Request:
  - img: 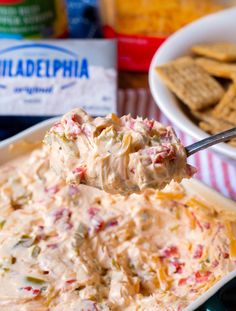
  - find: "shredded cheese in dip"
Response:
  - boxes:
[44,108,195,195]
[0,146,236,310]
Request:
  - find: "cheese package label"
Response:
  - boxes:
[0,39,117,116]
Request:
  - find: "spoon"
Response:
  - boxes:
[185,127,236,157]
[46,107,236,195]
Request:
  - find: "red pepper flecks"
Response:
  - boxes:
[144,119,154,131]
[51,122,64,135]
[53,208,72,227]
[91,215,105,233]
[195,271,211,283]
[160,246,179,258]
[20,286,41,296]
[71,114,82,124]
[32,289,41,295]
[87,207,100,217]
[21,286,32,291]
[130,167,135,174]
[43,271,49,275]
[72,166,87,180]
[212,260,219,268]
[106,219,118,228]
[193,245,204,259]
[171,260,185,274]
[144,145,176,164]
[87,207,104,233]
[223,252,229,259]
[65,279,76,285]
[204,222,211,230]
[47,243,58,249]
[178,278,187,286]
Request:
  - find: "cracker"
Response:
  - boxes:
[231,73,236,86]
[196,57,236,79]
[192,43,236,61]
[199,118,236,147]
[229,139,236,147]
[191,109,214,122]
[196,108,234,132]
[156,57,224,110]
[191,98,236,147]
[199,119,234,134]
[213,84,236,125]
[193,106,233,132]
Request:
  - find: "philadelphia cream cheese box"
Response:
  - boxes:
[0,39,117,116]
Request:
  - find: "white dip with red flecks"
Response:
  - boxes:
[0,146,236,310]
[45,108,195,195]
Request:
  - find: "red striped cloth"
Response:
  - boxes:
[118,89,236,201]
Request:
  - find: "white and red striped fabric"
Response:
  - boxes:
[118,89,236,201]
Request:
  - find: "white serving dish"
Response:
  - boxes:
[0,118,236,310]
[149,7,236,163]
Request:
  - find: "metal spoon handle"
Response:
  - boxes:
[185,127,236,157]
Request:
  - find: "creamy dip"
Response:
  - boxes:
[45,108,195,195]
[0,147,236,310]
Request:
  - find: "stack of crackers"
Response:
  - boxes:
[156,43,236,147]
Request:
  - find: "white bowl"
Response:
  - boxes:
[149,7,236,163]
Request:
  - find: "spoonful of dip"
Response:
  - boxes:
[44,108,195,195]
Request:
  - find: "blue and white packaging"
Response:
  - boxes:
[66,0,102,38]
[0,39,117,116]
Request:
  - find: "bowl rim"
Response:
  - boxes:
[149,7,236,161]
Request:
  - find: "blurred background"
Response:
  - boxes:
[1,0,236,139]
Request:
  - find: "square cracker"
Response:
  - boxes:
[213,84,236,126]
[199,116,234,134]
[192,43,236,61]
[191,108,216,122]
[196,57,236,79]
[229,140,236,147]
[156,57,224,110]
[199,120,236,147]
[196,109,236,146]
[192,108,234,132]
[231,72,236,86]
